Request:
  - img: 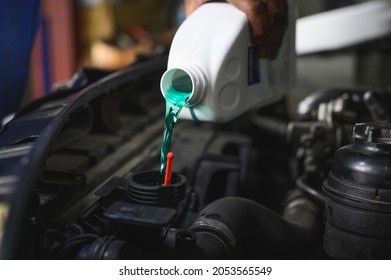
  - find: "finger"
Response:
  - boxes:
[228,0,268,45]
[258,0,288,59]
[270,0,288,18]
[260,19,287,59]
[262,24,286,59]
[228,0,287,56]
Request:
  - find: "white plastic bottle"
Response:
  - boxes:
[160,1,296,122]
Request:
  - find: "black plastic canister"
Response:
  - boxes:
[323,123,391,259]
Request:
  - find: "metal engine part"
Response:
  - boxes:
[0,54,390,260]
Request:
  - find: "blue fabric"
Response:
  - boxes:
[0,0,41,122]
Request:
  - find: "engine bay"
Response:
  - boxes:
[0,54,390,259]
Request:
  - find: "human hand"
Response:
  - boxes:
[184,0,288,60]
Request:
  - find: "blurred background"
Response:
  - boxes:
[2,0,390,120]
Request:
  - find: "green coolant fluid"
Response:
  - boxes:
[160,75,192,175]
[160,2,295,123]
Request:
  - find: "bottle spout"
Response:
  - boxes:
[160,64,206,107]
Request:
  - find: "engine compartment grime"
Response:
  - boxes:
[0,55,390,260]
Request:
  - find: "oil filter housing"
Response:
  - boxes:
[323,123,391,259]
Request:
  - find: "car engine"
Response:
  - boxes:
[0,54,390,259]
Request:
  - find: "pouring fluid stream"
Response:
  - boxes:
[160,75,192,177]
[159,1,295,184]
